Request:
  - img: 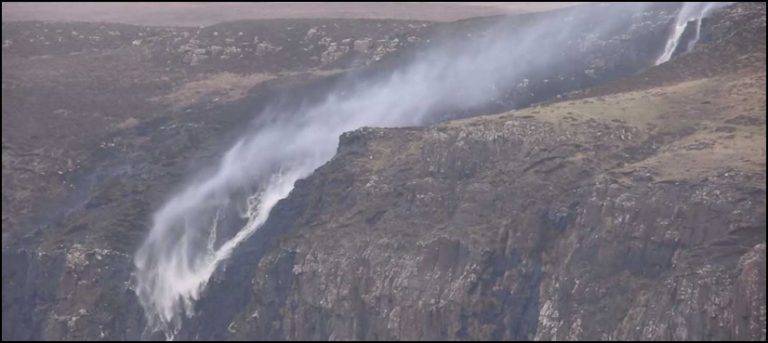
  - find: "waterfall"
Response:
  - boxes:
[655,2,725,65]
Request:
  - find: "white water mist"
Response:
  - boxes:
[133,3,672,339]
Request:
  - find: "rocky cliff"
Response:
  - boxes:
[2,2,766,341]
[186,3,767,340]
[212,71,765,340]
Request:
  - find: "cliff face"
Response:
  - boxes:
[2,2,766,341]
[202,72,766,341]
[188,4,766,340]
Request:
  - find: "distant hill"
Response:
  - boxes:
[1,2,579,26]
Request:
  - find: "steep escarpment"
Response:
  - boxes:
[209,69,766,341]
[187,4,767,340]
